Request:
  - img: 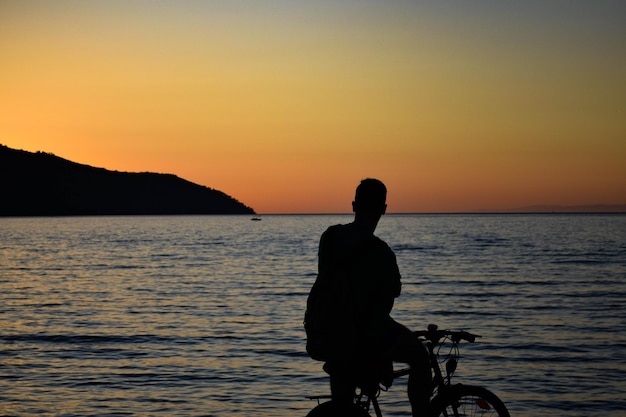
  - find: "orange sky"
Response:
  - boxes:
[1,1,625,213]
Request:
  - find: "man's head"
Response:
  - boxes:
[352,178,387,216]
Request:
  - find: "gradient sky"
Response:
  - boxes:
[1,1,625,213]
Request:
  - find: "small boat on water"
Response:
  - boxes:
[251,217,262,221]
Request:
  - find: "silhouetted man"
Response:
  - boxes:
[307,178,432,416]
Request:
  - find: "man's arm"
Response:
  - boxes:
[389,251,402,298]
[317,226,336,277]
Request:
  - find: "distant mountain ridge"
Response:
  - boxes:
[0,145,255,216]
[506,204,626,213]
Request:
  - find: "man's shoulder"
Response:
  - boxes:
[321,224,345,241]
[323,224,395,256]
[370,235,394,254]
[326,223,345,232]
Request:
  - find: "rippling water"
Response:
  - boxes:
[1,214,625,416]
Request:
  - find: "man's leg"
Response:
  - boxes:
[389,321,432,417]
[325,361,356,405]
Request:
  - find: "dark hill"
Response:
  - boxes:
[0,145,255,216]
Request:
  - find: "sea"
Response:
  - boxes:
[1,214,625,417]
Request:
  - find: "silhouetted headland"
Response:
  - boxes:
[0,145,255,216]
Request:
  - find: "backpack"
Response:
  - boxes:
[304,230,376,362]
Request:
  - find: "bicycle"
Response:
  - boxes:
[306,324,510,417]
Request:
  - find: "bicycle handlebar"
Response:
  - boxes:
[413,324,481,344]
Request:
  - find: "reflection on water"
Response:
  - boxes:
[1,214,625,416]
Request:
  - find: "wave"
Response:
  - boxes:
[0,333,247,345]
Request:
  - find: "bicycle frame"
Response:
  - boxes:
[365,324,476,417]
[307,324,489,417]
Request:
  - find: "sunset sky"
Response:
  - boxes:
[1,1,624,213]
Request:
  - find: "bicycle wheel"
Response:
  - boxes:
[306,400,370,417]
[430,385,510,417]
